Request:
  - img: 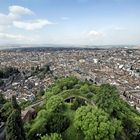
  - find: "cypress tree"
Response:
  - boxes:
[11,95,21,112]
[6,96,26,140]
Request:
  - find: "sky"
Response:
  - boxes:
[0,0,140,46]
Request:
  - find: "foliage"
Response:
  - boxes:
[46,95,64,113]
[0,67,19,78]
[80,84,90,94]
[20,101,32,109]
[6,109,26,140]
[115,100,140,139]
[86,92,94,98]
[27,109,48,139]
[27,111,69,139]
[0,79,4,86]
[45,113,70,133]
[74,106,122,140]
[11,95,21,112]
[25,77,140,140]
[27,117,47,140]
[95,84,120,115]
[41,133,62,140]
[71,98,86,110]
[31,64,51,78]
[95,84,140,139]
[0,102,12,121]
[46,77,79,94]
[0,93,6,106]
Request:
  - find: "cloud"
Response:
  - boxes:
[0,5,53,31]
[9,5,34,17]
[13,19,53,30]
[0,32,38,43]
[0,25,11,31]
[0,13,12,25]
[88,30,103,38]
[0,13,14,31]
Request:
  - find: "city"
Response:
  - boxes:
[0,47,140,112]
[0,0,140,140]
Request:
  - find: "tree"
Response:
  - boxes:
[74,106,122,140]
[80,84,89,94]
[95,84,120,116]
[0,102,12,121]
[11,95,21,112]
[0,93,6,106]
[0,79,4,86]
[46,95,64,113]
[6,109,26,140]
[0,67,19,78]
[94,84,140,139]
[6,96,26,140]
[27,117,47,140]
[45,113,70,133]
[71,98,85,110]
[41,133,62,140]
[43,64,51,73]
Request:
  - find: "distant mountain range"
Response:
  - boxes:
[0,44,137,50]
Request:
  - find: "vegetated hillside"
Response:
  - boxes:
[25,77,140,140]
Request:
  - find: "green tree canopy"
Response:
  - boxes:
[74,106,122,140]
[11,95,21,112]
[46,95,64,113]
[95,84,120,115]
[45,113,70,133]
[0,102,12,121]
[6,109,26,140]
[41,133,62,140]
[0,93,6,106]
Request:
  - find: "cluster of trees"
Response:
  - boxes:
[44,77,140,140]
[0,79,4,86]
[5,96,25,140]
[0,67,19,79]
[0,93,11,121]
[0,67,19,87]
[0,77,140,140]
[95,84,140,139]
[27,95,70,140]
[71,98,86,110]
[31,64,52,79]
[0,94,26,140]
[0,93,6,106]
[74,106,122,140]
[41,133,62,140]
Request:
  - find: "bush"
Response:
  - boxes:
[46,113,70,133]
[71,100,79,110]
[71,98,86,110]
[46,96,64,113]
[86,92,94,98]
[41,133,62,140]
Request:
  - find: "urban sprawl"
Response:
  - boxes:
[0,47,140,112]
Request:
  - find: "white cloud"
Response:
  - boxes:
[0,5,54,45]
[9,5,34,17]
[0,13,15,26]
[0,32,38,43]
[13,19,53,30]
[88,30,103,37]
[0,25,11,31]
[0,5,53,31]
